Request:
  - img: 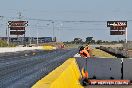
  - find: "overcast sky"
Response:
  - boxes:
[0,0,132,41]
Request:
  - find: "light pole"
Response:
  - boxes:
[125,27,127,44]
[57,23,63,42]
[6,23,10,46]
[28,26,32,46]
[37,28,38,45]
[52,21,55,41]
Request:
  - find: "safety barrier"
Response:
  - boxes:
[32,58,83,88]
[42,46,56,50]
[0,46,42,53]
[0,46,57,53]
[76,57,132,80]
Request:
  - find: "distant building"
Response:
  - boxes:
[0,37,53,45]
[0,37,7,41]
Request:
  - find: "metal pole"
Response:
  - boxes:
[57,28,60,42]
[58,23,63,42]
[6,25,8,43]
[58,28,60,42]
[52,21,55,41]
[125,27,128,56]
[23,27,26,46]
[7,25,10,46]
[125,27,127,44]
[121,58,124,79]
[29,27,31,45]
[37,28,38,45]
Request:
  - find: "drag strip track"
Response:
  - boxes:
[0,50,52,62]
[0,49,78,88]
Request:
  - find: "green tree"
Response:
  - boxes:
[96,40,102,44]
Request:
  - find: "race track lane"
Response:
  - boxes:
[0,49,78,88]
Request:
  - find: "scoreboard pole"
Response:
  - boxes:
[125,27,128,56]
[125,27,128,44]
[7,24,10,46]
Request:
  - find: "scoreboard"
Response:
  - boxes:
[107,21,127,35]
[8,21,28,35]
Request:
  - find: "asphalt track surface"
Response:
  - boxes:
[1,49,132,88]
[0,49,78,88]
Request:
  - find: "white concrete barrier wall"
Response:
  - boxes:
[0,46,42,53]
